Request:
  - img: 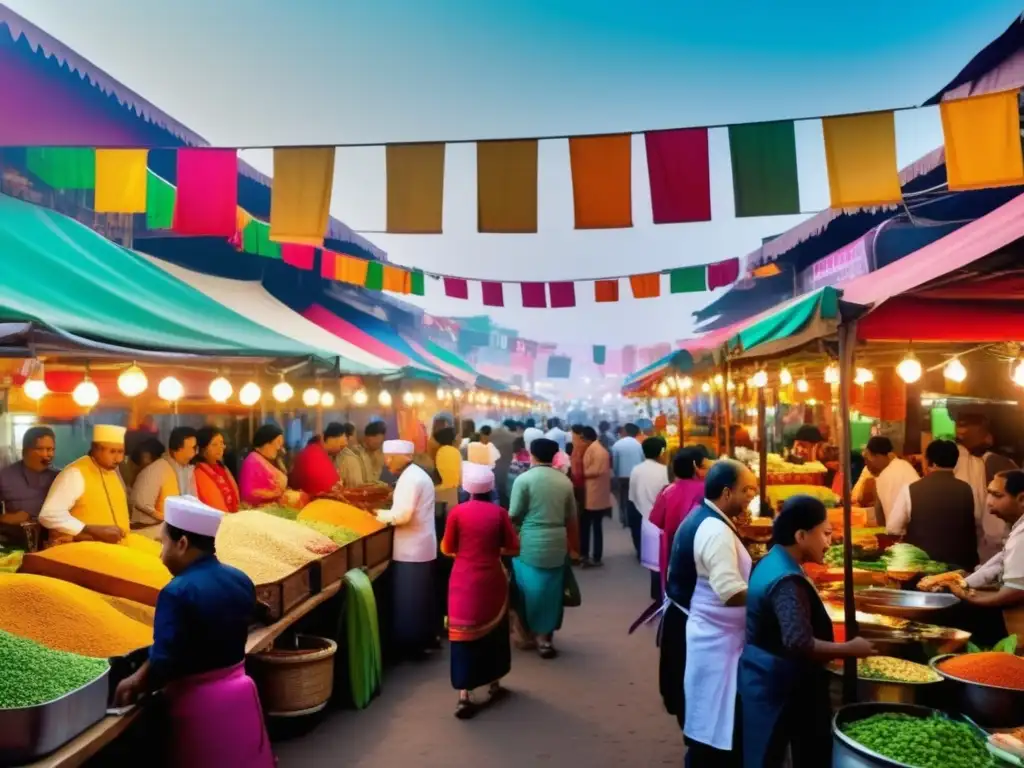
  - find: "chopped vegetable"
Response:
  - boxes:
[0,574,152,657]
[939,651,1024,689]
[853,656,940,684]
[842,713,995,767]
[0,630,109,709]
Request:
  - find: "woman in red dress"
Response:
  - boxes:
[193,426,240,514]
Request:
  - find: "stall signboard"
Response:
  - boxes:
[799,231,873,293]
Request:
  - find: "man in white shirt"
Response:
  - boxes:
[544,418,568,453]
[628,437,669,556]
[376,439,438,658]
[612,423,645,527]
[862,436,919,526]
[130,426,198,530]
[523,420,545,452]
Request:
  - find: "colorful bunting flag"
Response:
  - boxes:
[386,143,446,233]
[145,171,175,230]
[410,270,426,297]
[728,121,800,217]
[521,282,547,308]
[941,90,1024,191]
[569,134,632,229]
[336,254,370,285]
[707,258,740,289]
[173,148,237,236]
[94,149,148,213]
[26,147,96,189]
[364,261,385,291]
[752,263,782,278]
[670,266,705,293]
[630,273,661,299]
[477,140,539,233]
[645,128,711,223]
[270,147,335,245]
[242,219,281,259]
[235,207,254,237]
[549,282,577,308]
[481,281,505,307]
[822,112,901,208]
[593,345,607,365]
[594,279,619,303]
[444,277,469,299]
[383,264,411,294]
[321,250,338,279]
[281,244,315,271]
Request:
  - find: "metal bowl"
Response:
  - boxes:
[827,665,943,707]
[833,702,943,767]
[930,653,1024,728]
[854,588,959,620]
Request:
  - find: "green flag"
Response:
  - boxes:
[410,270,426,296]
[670,266,706,293]
[728,121,800,217]
[593,345,607,365]
[364,261,384,291]
[145,171,175,229]
[27,147,96,189]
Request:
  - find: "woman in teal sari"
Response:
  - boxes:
[508,438,579,659]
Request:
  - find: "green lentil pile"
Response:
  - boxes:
[0,629,108,709]
[298,519,361,546]
[258,505,300,521]
[841,713,995,768]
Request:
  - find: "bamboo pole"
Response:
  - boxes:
[838,320,860,705]
[723,359,733,457]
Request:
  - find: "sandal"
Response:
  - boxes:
[487,683,510,703]
[455,698,478,720]
[538,643,558,660]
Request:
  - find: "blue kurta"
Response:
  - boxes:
[149,554,255,687]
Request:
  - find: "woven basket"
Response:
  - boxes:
[249,634,338,715]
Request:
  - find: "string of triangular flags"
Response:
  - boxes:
[22,89,1024,238]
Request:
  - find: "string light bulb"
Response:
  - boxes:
[824,364,839,385]
[208,376,233,403]
[680,376,693,390]
[117,364,148,397]
[657,381,670,397]
[379,390,393,407]
[302,387,322,407]
[272,379,294,404]
[239,382,261,407]
[415,392,426,405]
[796,377,809,393]
[779,368,793,386]
[23,378,48,401]
[896,352,923,384]
[752,369,768,388]
[855,368,874,386]
[320,391,336,408]
[402,391,415,406]
[158,376,184,402]
[72,378,99,408]
[452,388,463,400]
[1013,357,1024,388]
[701,381,711,393]
[943,358,967,384]
[714,373,724,387]
[353,388,369,406]
[437,387,447,401]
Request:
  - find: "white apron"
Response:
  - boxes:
[683,542,752,750]
[640,518,661,572]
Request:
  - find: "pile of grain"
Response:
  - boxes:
[32,541,172,591]
[216,510,339,584]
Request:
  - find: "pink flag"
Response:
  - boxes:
[707,258,740,289]
[321,250,337,279]
[549,282,576,308]
[645,128,711,224]
[173,148,237,236]
[282,244,315,270]
[481,281,505,307]
[444,277,469,299]
[521,282,547,308]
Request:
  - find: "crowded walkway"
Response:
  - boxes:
[276,526,682,767]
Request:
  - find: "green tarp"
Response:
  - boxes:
[0,194,340,360]
[419,337,477,376]
[732,287,839,353]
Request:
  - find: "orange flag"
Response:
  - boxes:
[270,147,335,245]
[941,91,1024,191]
[569,135,632,229]
[630,273,661,299]
[822,112,902,208]
[335,254,369,286]
[382,265,412,294]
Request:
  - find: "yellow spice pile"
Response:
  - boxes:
[0,573,153,657]
[33,541,172,590]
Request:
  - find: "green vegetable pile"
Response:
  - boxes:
[298,519,361,546]
[966,634,1018,654]
[0,629,108,709]
[882,544,947,574]
[0,547,24,574]
[842,713,995,768]
[258,505,300,521]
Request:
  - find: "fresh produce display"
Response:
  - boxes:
[217,509,338,568]
[841,712,995,768]
[30,541,172,590]
[965,634,1017,654]
[344,568,381,709]
[0,629,109,709]
[297,519,361,547]
[938,651,1024,689]
[0,546,24,573]
[766,484,840,508]
[884,544,948,575]
[299,500,386,535]
[853,657,941,684]
[0,574,152,657]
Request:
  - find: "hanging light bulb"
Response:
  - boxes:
[796,377,809,393]
[726,379,735,391]
[490,395,500,405]
[72,378,100,408]
[415,392,425,405]
[807,398,818,406]
[272,379,294,403]
[714,373,724,387]
[779,368,793,386]
[1012,356,1024,388]
[680,376,693,390]
[158,376,184,402]
[437,387,447,401]
[855,367,874,386]
[320,391,336,408]
[701,381,711,393]
[23,378,48,401]
[943,358,967,384]
[657,381,670,397]
[823,364,839,384]
[896,352,922,384]
[452,388,463,400]
[752,369,768,388]
[208,376,233,403]
[302,387,322,407]
[117,364,148,397]
[402,391,415,406]
[379,389,393,407]
[353,388,369,406]
[239,382,262,407]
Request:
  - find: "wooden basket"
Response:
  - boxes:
[248,634,337,716]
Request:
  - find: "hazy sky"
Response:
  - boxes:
[5,0,1021,346]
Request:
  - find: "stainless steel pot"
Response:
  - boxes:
[930,653,1024,729]
[854,589,960,621]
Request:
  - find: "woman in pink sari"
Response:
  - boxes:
[238,425,291,508]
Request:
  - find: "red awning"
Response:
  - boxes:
[857,298,1024,342]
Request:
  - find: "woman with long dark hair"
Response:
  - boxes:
[193,426,240,514]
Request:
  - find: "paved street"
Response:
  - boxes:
[276,526,683,767]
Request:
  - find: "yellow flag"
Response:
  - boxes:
[942,90,1024,191]
[94,149,148,213]
[336,254,369,286]
[270,147,335,245]
[822,112,901,209]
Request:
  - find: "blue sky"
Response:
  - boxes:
[6,0,1022,346]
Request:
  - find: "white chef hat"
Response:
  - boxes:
[382,439,415,455]
[462,462,495,495]
[164,495,224,538]
[92,424,126,445]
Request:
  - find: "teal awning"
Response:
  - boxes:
[0,194,345,361]
[730,287,840,357]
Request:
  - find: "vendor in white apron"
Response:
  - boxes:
[671,459,757,767]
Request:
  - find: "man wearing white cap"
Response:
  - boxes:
[376,439,438,657]
[115,496,274,767]
[39,424,129,546]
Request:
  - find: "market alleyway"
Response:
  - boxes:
[275,526,684,767]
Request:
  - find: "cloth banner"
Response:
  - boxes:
[707,258,740,289]
[336,254,370,285]
[569,135,632,229]
[94,149,148,213]
[645,128,711,223]
[281,243,315,270]
[549,281,577,308]
[822,112,902,208]
[364,261,384,291]
[477,139,539,233]
[670,266,705,293]
[941,90,1024,191]
[270,146,335,245]
[728,121,800,217]
[26,147,95,189]
[521,282,547,308]
[386,143,446,233]
[547,355,572,379]
[145,171,175,229]
[383,264,411,293]
[444,277,469,299]
[481,281,505,307]
[242,219,281,259]
[410,270,426,296]
[173,148,237,236]
[321,250,337,279]
[594,279,620,303]
[630,273,661,299]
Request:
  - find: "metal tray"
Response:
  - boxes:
[930,653,1024,728]
[0,666,110,764]
[854,588,959,620]
[833,702,945,767]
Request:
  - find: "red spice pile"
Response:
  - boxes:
[939,652,1024,689]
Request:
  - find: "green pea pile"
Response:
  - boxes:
[842,713,995,768]
[297,519,361,547]
[0,629,109,709]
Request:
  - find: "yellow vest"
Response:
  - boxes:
[68,455,130,534]
[153,460,181,522]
